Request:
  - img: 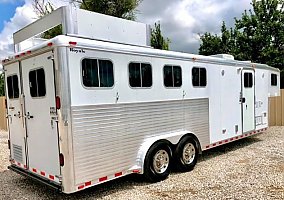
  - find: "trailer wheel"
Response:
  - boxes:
[144,141,172,182]
[175,136,198,172]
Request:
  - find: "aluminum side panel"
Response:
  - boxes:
[71,99,209,184]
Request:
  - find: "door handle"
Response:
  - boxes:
[26,112,34,119]
[14,111,21,118]
[241,98,246,103]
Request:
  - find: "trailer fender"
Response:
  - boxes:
[134,131,199,174]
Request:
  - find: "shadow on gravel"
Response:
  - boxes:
[1,135,263,199]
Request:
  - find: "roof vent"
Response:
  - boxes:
[210,54,234,60]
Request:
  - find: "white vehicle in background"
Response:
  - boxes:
[2,6,280,194]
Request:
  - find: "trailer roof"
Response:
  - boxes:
[2,35,280,72]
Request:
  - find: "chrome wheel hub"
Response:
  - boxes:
[153,150,169,174]
[182,143,196,164]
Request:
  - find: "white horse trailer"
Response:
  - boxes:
[2,6,280,193]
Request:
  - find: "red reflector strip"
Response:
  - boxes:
[78,185,84,190]
[32,168,37,173]
[133,169,140,173]
[49,175,55,180]
[85,181,91,186]
[99,176,107,182]
[40,171,46,176]
[115,172,122,177]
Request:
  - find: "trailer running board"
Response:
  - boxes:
[8,165,62,191]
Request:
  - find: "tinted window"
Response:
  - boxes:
[29,68,46,97]
[192,67,207,87]
[7,75,19,99]
[271,74,277,86]
[244,72,253,88]
[163,65,182,87]
[82,59,114,87]
[129,62,152,87]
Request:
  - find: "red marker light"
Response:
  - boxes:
[27,51,31,54]
[69,41,77,46]
[56,96,61,109]
[47,42,53,47]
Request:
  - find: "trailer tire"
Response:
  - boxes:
[175,136,198,172]
[144,141,172,182]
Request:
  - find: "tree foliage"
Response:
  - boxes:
[199,0,284,85]
[151,22,170,50]
[78,0,142,20]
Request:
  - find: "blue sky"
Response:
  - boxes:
[0,1,24,31]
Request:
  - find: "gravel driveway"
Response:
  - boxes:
[0,127,283,200]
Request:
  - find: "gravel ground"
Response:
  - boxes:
[0,127,283,200]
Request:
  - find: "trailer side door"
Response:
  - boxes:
[5,62,27,168]
[21,51,60,182]
[242,69,255,133]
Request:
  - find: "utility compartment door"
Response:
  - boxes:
[5,62,27,168]
[21,52,60,182]
[242,69,255,133]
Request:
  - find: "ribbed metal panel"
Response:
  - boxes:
[13,144,23,163]
[71,99,209,184]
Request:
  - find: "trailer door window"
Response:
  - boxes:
[29,68,46,97]
[7,75,19,99]
[164,65,182,87]
[129,62,152,87]
[192,67,207,87]
[244,72,253,88]
[271,74,277,86]
[82,59,114,88]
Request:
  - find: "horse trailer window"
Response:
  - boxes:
[271,74,277,86]
[129,62,152,87]
[192,67,207,87]
[82,59,114,88]
[164,65,182,87]
[7,75,19,99]
[29,68,46,97]
[244,72,253,88]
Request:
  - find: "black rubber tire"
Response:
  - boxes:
[144,141,172,182]
[174,136,198,172]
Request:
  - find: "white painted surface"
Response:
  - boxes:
[242,69,255,132]
[5,62,27,166]
[21,52,60,183]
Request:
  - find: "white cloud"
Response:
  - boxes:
[137,0,252,53]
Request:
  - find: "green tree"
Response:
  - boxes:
[151,22,170,50]
[199,0,284,83]
[78,0,142,20]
